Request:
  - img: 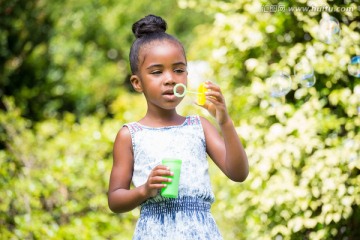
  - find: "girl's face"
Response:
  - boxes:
[131,40,187,111]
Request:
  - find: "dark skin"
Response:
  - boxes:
[108,40,249,213]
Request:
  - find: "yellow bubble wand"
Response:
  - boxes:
[173,83,207,105]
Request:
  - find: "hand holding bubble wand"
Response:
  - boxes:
[174,81,230,125]
[176,60,219,107]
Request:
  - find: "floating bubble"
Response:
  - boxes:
[269,71,292,98]
[294,59,316,88]
[318,16,341,44]
[348,56,360,77]
[173,83,207,105]
[187,61,213,89]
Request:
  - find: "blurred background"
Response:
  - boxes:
[1,0,359,239]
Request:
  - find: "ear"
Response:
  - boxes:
[130,75,143,93]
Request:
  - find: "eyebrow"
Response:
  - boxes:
[146,62,187,69]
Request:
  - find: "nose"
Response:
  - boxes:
[163,71,176,85]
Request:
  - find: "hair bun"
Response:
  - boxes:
[132,14,167,38]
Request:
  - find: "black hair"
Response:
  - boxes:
[129,14,186,74]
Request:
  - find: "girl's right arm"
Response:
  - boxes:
[107,126,172,213]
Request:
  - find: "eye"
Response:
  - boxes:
[150,70,162,75]
[174,68,186,74]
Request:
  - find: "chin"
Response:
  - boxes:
[162,101,182,109]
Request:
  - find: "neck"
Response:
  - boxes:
[140,109,184,127]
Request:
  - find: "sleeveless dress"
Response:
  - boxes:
[124,115,223,240]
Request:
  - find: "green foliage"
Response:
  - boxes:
[181,0,360,239]
[0,0,211,120]
[0,1,211,239]
[0,97,139,239]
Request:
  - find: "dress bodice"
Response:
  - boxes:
[124,115,215,203]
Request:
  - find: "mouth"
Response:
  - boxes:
[162,89,178,102]
[162,89,175,96]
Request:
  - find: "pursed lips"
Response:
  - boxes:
[162,89,175,95]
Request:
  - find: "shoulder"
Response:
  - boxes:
[199,116,222,142]
[112,125,134,166]
[123,122,143,134]
[117,125,132,139]
[114,125,133,150]
[199,116,215,130]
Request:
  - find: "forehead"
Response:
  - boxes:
[139,40,186,66]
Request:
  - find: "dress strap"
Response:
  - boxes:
[124,122,143,135]
[184,115,201,126]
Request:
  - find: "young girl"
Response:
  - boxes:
[108,14,249,240]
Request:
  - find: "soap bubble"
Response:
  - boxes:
[268,71,292,98]
[187,61,213,89]
[348,56,360,77]
[318,16,341,44]
[294,59,316,87]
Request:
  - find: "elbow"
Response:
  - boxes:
[108,201,125,214]
[108,204,117,213]
[228,166,249,183]
[108,194,133,214]
[225,154,249,182]
[108,198,117,213]
[229,173,248,182]
[108,195,122,214]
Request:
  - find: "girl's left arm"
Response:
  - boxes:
[200,81,249,182]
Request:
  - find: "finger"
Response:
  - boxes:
[204,84,223,98]
[194,99,212,112]
[205,96,219,105]
[154,165,170,170]
[148,176,172,187]
[205,92,224,104]
[204,81,221,92]
[152,165,173,175]
[205,91,222,98]
[149,183,168,189]
[151,169,174,178]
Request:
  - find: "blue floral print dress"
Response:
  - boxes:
[124,115,223,240]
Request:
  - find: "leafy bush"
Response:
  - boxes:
[181,0,360,239]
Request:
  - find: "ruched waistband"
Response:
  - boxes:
[140,197,211,216]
